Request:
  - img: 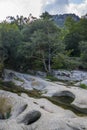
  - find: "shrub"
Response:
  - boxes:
[80,84,87,89]
[46,75,58,81]
[52,53,81,70]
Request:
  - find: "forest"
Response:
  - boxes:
[0,12,87,76]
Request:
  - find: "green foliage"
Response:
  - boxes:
[40,11,52,20]
[64,58,81,70]
[52,53,66,69]
[64,17,87,57]
[64,32,80,56]
[0,23,21,48]
[0,13,87,72]
[46,75,58,81]
[0,63,4,77]
[65,16,76,31]
[77,18,87,41]
[80,84,87,89]
[20,18,64,72]
[0,22,22,69]
[52,53,81,70]
[79,41,87,62]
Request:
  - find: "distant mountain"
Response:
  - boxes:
[52,13,80,27]
[81,14,87,19]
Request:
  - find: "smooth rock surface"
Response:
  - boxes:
[18,110,41,125]
[3,69,87,110]
[0,90,87,130]
[2,69,87,129]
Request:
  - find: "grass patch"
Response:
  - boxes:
[0,97,12,119]
[46,75,58,81]
[80,84,87,89]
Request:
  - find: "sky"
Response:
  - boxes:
[0,0,87,20]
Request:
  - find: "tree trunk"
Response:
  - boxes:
[42,53,48,72]
[48,46,51,74]
[43,59,48,72]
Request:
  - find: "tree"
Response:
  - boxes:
[79,41,87,62]
[0,45,7,77]
[65,16,76,32]
[40,11,52,20]
[77,18,87,41]
[64,32,80,56]
[6,14,37,30]
[64,17,87,57]
[21,19,64,73]
[0,22,22,68]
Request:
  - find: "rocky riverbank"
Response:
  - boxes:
[0,90,87,130]
[0,69,87,130]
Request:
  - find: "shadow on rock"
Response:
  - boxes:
[17,110,41,125]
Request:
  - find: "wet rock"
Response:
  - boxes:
[53,91,75,104]
[53,91,75,99]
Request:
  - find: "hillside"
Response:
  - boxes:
[52,13,80,27]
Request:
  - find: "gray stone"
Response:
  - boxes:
[3,69,47,90]
[1,69,87,130]
[0,90,87,130]
[11,104,28,118]
[75,79,87,86]
[36,71,47,78]
[53,70,87,81]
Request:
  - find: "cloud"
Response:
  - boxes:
[42,0,87,17]
[0,0,42,20]
[42,0,69,14]
[68,0,87,16]
[0,0,87,21]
